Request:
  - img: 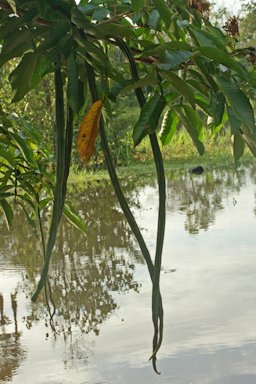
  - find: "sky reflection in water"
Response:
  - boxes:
[0,163,256,383]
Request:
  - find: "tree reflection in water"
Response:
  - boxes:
[0,293,26,382]
[1,180,143,340]
[166,164,256,234]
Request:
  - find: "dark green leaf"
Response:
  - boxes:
[124,77,158,93]
[0,10,38,39]
[96,22,135,38]
[199,47,249,81]
[152,0,172,28]
[174,105,204,155]
[71,7,103,37]
[159,109,179,145]
[240,128,256,157]
[63,204,86,236]
[67,51,84,113]
[194,57,218,92]
[216,76,255,134]
[148,9,160,29]
[162,72,196,107]
[37,21,71,52]
[227,107,241,135]
[0,147,17,167]
[140,41,191,57]
[9,131,35,164]
[92,6,109,21]
[155,50,193,70]
[133,94,166,146]
[131,0,145,13]
[9,53,53,102]
[215,93,225,127]
[0,199,13,230]
[0,29,34,66]
[35,0,70,20]
[76,39,107,67]
[189,26,226,49]
[232,132,245,162]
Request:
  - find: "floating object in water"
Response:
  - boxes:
[189,166,204,175]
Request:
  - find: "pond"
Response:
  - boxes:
[1,163,256,384]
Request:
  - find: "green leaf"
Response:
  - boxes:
[205,25,226,44]
[92,6,110,21]
[124,77,158,93]
[189,26,226,49]
[155,50,193,70]
[216,76,255,134]
[0,29,34,66]
[227,107,241,135]
[63,204,86,236]
[232,132,245,162]
[9,53,52,102]
[0,10,37,39]
[174,104,204,155]
[71,7,103,37]
[148,9,160,29]
[140,41,191,57]
[35,0,67,20]
[207,92,225,127]
[67,51,84,113]
[96,22,135,38]
[194,57,218,92]
[199,47,249,81]
[76,39,107,67]
[152,0,172,28]
[110,76,158,99]
[0,199,13,230]
[159,109,179,145]
[240,128,256,157]
[9,131,36,164]
[131,0,145,13]
[162,71,196,107]
[37,21,71,52]
[0,147,17,167]
[133,94,166,146]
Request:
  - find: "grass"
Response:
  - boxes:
[68,130,256,186]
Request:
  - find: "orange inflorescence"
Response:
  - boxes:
[223,16,240,37]
[188,0,211,17]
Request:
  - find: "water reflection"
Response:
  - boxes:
[0,293,26,382]
[166,163,256,234]
[0,163,256,383]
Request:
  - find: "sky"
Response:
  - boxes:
[212,0,242,14]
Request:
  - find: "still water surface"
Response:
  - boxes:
[1,164,256,383]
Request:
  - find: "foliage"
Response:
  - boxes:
[0,62,55,143]
[240,1,256,48]
[0,107,85,235]
[1,0,256,370]
[0,107,53,227]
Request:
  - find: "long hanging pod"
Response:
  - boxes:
[85,59,164,372]
[32,68,74,302]
[115,37,166,368]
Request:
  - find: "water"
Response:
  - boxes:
[1,163,256,383]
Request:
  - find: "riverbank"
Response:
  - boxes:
[68,149,256,186]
